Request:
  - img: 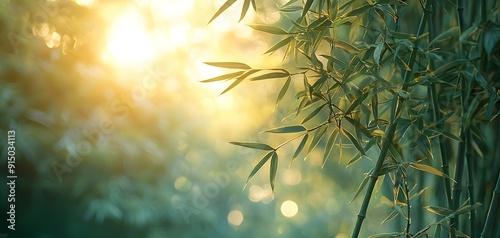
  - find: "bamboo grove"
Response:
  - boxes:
[204,0,500,237]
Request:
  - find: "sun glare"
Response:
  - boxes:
[104,8,156,67]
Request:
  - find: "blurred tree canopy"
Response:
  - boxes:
[0,0,371,237]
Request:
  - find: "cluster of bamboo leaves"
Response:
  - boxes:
[204,0,500,237]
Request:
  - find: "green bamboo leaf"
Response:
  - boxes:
[200,71,244,82]
[424,206,453,216]
[204,61,252,69]
[434,224,442,238]
[343,4,373,17]
[265,36,294,54]
[368,232,402,238]
[230,142,275,150]
[250,0,256,10]
[302,103,327,124]
[220,70,258,94]
[380,210,399,225]
[350,171,371,203]
[320,54,350,69]
[432,59,469,76]
[250,72,290,81]
[323,128,338,167]
[307,124,328,154]
[265,125,306,133]
[240,0,251,22]
[324,36,359,53]
[374,43,384,65]
[208,0,238,24]
[301,0,315,19]
[280,5,303,12]
[441,224,469,237]
[429,26,459,46]
[270,152,278,191]
[341,128,365,155]
[455,202,481,216]
[345,93,367,115]
[394,55,411,71]
[473,70,488,90]
[276,76,291,106]
[248,24,288,35]
[292,134,309,161]
[245,151,274,185]
[410,163,454,181]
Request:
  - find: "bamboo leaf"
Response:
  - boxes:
[245,151,274,185]
[380,211,399,225]
[323,128,338,167]
[341,128,365,155]
[292,134,309,161]
[368,232,401,238]
[455,202,481,216]
[208,0,238,24]
[432,59,469,76]
[345,93,368,115]
[301,0,315,19]
[204,61,251,69]
[350,171,371,203]
[307,124,328,154]
[410,163,454,181]
[374,43,384,65]
[429,26,459,46]
[302,103,327,124]
[250,72,290,81]
[200,71,245,82]
[276,76,291,106]
[248,24,288,35]
[220,70,258,94]
[320,54,350,69]
[265,125,307,133]
[270,152,278,191]
[240,0,251,22]
[324,36,360,53]
[424,205,453,216]
[265,36,294,54]
[230,142,275,150]
[343,4,373,17]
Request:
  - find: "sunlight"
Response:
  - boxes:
[228,210,244,226]
[280,200,298,218]
[104,7,156,67]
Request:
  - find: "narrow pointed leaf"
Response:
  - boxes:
[292,134,309,161]
[204,61,251,69]
[240,0,251,22]
[248,24,288,35]
[345,93,367,115]
[265,36,294,54]
[250,71,289,81]
[341,128,365,155]
[307,124,328,154]
[343,4,373,17]
[276,76,291,106]
[266,125,307,133]
[230,142,275,150]
[201,71,244,82]
[246,151,274,184]
[301,0,315,19]
[410,163,454,181]
[323,128,338,167]
[208,0,238,24]
[302,103,327,123]
[350,172,371,203]
[270,152,278,191]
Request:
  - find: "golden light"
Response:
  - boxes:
[280,200,298,218]
[227,209,244,226]
[104,7,156,67]
[76,0,95,7]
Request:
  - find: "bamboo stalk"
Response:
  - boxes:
[350,1,432,237]
[466,133,477,237]
[428,0,453,210]
[480,171,500,237]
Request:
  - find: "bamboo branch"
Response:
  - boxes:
[480,170,500,237]
[350,1,432,237]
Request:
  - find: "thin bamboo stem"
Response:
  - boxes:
[466,133,476,237]
[480,170,500,237]
[428,0,453,210]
